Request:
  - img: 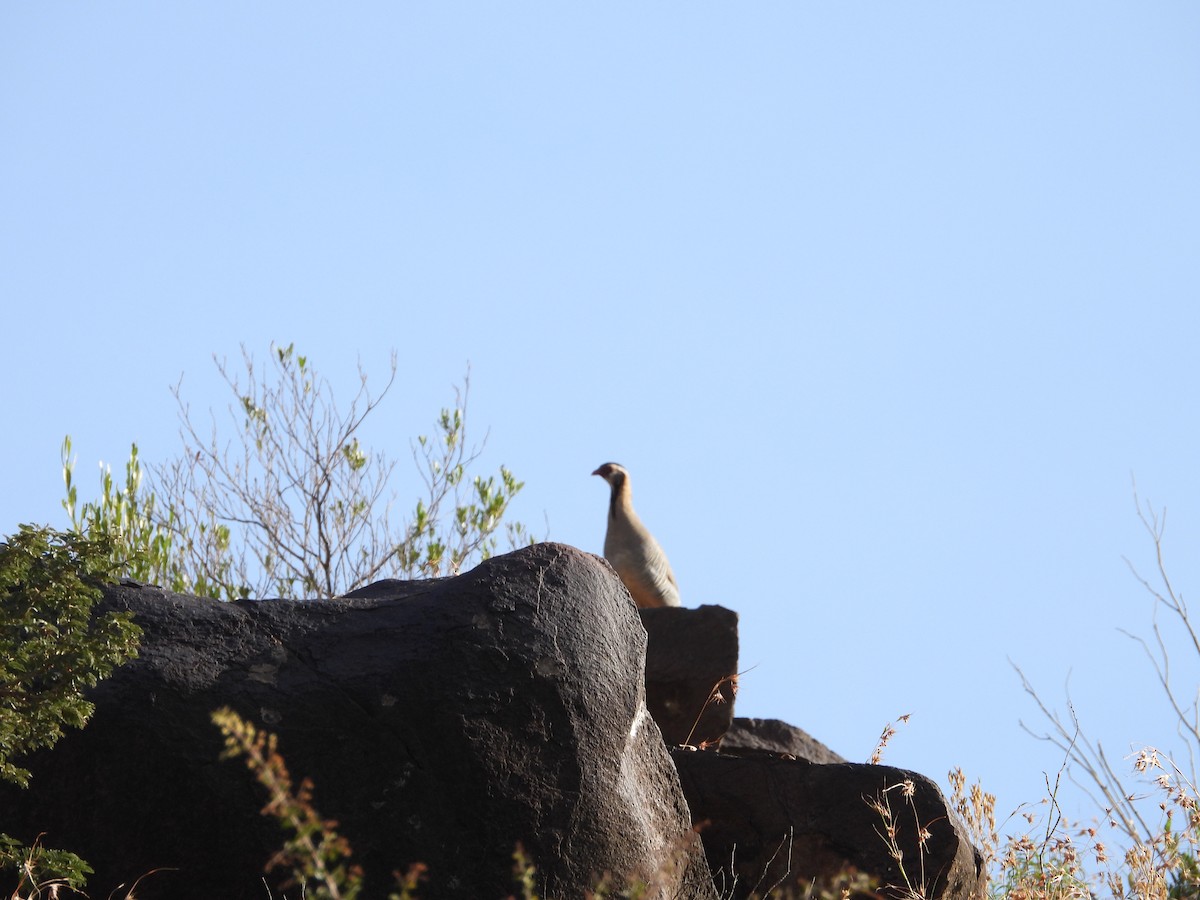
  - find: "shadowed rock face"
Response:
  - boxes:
[720,717,847,764]
[639,604,738,748]
[674,750,986,900]
[635,618,984,900]
[0,543,715,900]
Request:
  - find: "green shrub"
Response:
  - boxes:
[64,344,530,600]
[0,525,142,894]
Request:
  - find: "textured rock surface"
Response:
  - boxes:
[674,750,986,900]
[639,605,738,747]
[0,543,715,900]
[720,717,846,763]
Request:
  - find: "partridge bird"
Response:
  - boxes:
[592,462,681,608]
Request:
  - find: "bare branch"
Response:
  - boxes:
[144,345,525,599]
[1013,480,1200,878]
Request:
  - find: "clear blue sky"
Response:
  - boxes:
[4,2,1199,855]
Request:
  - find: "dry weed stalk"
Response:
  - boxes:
[867,778,936,900]
[869,715,911,766]
[948,767,998,879]
[683,671,742,749]
[1016,490,1200,853]
[756,828,797,898]
[1001,490,1200,899]
[984,752,1117,900]
[211,707,363,900]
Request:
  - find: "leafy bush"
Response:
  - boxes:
[63,343,530,600]
[0,526,141,787]
[0,525,142,895]
[61,436,180,592]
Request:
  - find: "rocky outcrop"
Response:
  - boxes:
[639,604,738,747]
[0,541,986,900]
[720,716,846,764]
[675,750,985,900]
[635,612,983,899]
[0,543,715,900]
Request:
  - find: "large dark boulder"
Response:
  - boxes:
[0,543,715,900]
[674,749,986,900]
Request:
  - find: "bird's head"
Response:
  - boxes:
[591,462,627,487]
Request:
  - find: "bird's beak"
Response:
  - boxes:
[591,467,603,477]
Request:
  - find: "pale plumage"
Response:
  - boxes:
[592,462,681,608]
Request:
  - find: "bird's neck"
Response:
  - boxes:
[608,476,632,521]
